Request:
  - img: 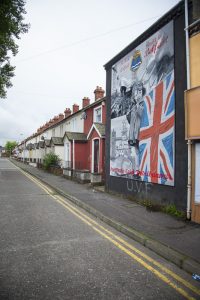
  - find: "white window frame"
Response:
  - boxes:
[72,118,76,131]
[60,124,63,137]
[93,105,102,123]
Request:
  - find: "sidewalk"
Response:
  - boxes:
[11,159,200,275]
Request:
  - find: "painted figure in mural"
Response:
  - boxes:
[111,65,133,118]
[126,81,146,177]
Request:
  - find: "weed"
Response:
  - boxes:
[162,204,185,218]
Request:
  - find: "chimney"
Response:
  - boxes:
[52,116,57,124]
[38,126,44,133]
[49,119,54,126]
[53,115,61,124]
[82,97,90,108]
[58,113,64,121]
[44,122,49,129]
[94,86,105,101]
[55,115,60,123]
[73,103,79,114]
[64,108,71,118]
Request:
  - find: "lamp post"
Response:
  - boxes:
[19,133,24,162]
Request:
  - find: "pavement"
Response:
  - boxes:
[10,158,200,276]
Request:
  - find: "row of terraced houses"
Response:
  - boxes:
[16,86,106,184]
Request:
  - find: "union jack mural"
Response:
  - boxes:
[139,71,175,185]
[110,21,175,186]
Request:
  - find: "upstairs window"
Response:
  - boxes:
[60,124,63,137]
[72,118,76,131]
[94,106,102,123]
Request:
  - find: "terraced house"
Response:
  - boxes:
[104,0,200,223]
[17,86,106,184]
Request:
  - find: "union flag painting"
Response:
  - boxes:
[110,21,175,186]
[139,71,175,185]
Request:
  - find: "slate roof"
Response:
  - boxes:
[44,139,51,147]
[34,143,39,149]
[64,132,87,142]
[94,123,105,137]
[51,137,64,145]
[26,143,34,150]
[39,141,45,148]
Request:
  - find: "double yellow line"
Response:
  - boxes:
[15,165,200,300]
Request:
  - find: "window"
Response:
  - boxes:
[72,118,76,131]
[94,106,102,123]
[52,128,55,137]
[60,124,63,137]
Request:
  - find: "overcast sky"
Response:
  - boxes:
[0,0,181,146]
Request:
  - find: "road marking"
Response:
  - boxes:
[54,197,196,300]
[56,194,200,297]
[17,169,200,297]
[12,163,199,300]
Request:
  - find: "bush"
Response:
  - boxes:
[43,152,61,170]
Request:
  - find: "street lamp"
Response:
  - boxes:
[19,133,24,162]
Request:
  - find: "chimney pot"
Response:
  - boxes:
[58,113,64,121]
[73,103,79,114]
[94,86,105,101]
[82,97,90,108]
[64,108,72,118]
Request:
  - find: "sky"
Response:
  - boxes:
[0,0,181,146]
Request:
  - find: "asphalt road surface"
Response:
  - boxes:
[0,158,200,300]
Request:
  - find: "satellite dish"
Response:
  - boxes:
[81,112,87,120]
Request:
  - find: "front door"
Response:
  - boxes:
[93,139,99,173]
[65,142,70,168]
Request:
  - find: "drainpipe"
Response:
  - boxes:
[73,139,75,170]
[185,0,192,220]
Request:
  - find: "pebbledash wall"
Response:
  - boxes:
[104,1,188,210]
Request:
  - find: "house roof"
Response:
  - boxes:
[33,97,106,141]
[64,132,87,142]
[94,123,105,137]
[39,141,45,148]
[44,139,51,147]
[22,95,106,144]
[34,143,39,149]
[87,123,106,139]
[83,97,106,112]
[26,143,34,150]
[51,137,64,145]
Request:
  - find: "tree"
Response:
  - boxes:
[5,141,18,155]
[0,0,29,98]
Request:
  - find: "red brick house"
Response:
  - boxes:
[63,86,106,183]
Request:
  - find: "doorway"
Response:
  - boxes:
[93,139,99,173]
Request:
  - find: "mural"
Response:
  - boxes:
[110,21,175,186]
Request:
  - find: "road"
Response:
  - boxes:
[0,158,199,300]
